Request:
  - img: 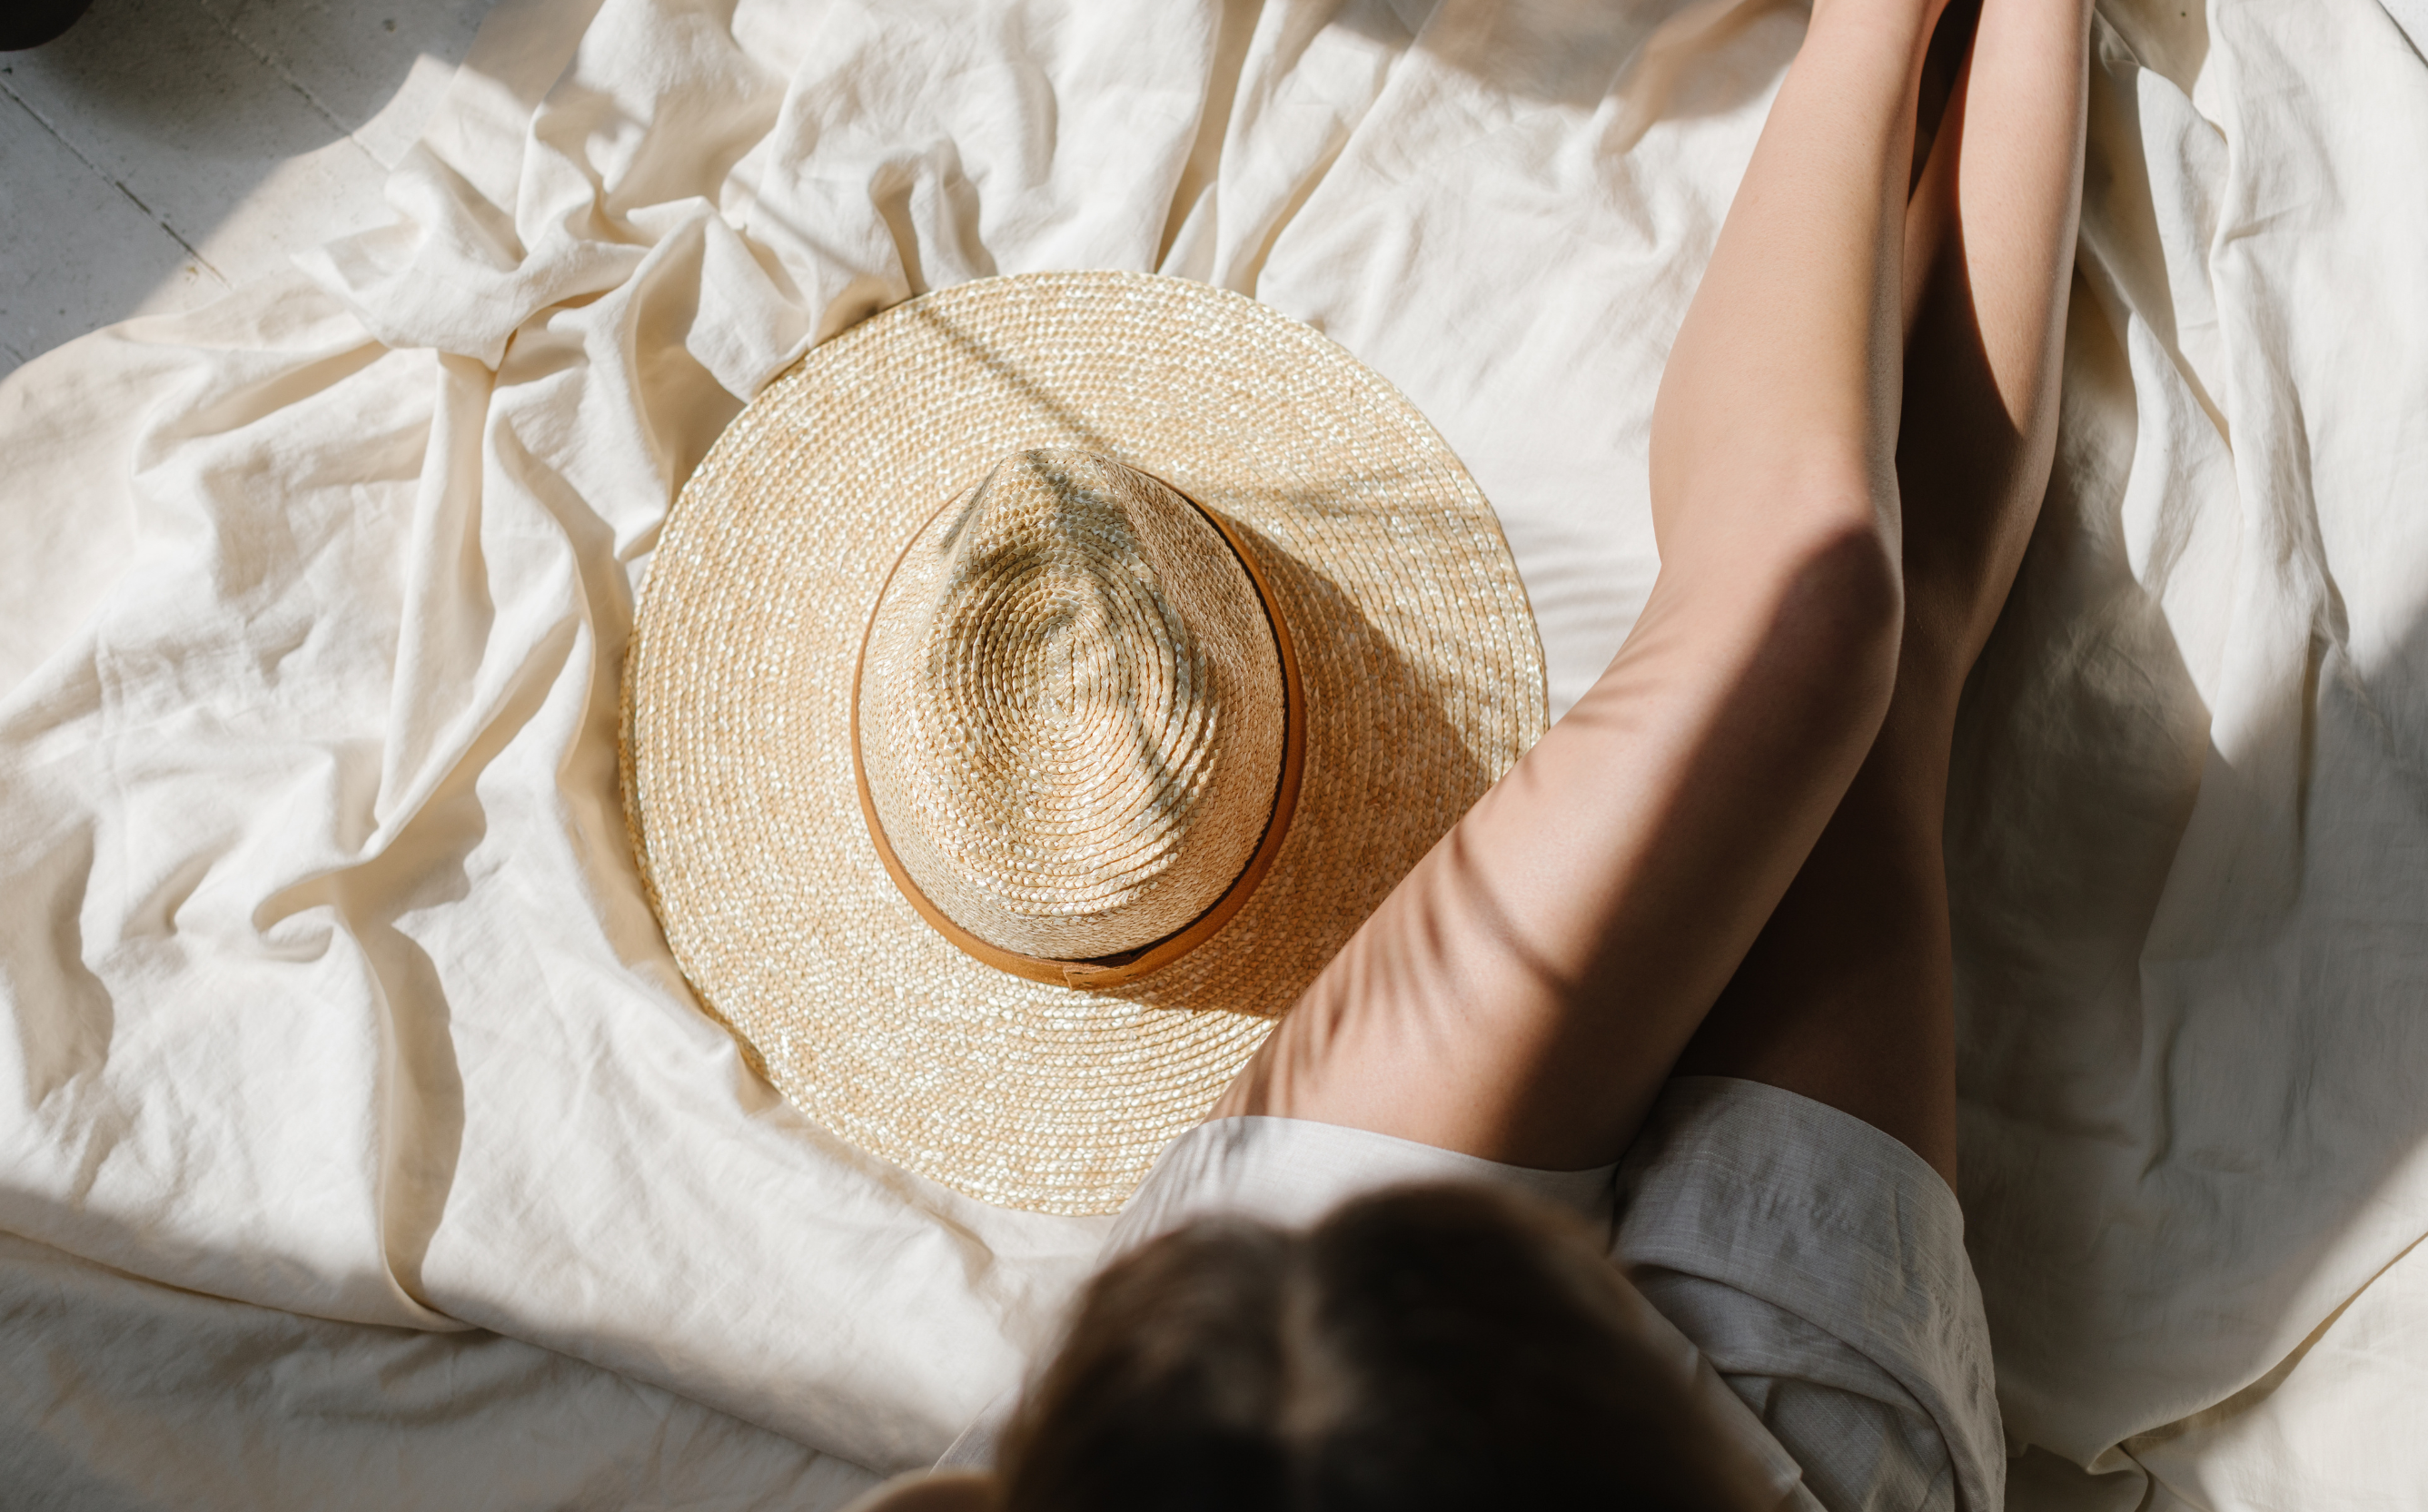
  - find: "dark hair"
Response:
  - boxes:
[997,1182,1767,1511]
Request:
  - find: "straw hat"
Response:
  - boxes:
[622,272,1545,1215]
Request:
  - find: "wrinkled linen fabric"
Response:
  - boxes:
[0,1229,877,1512]
[1616,1079,2001,1512]
[1,0,2424,1507]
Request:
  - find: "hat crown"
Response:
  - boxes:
[857,450,1286,961]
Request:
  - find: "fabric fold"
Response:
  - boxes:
[1617,1078,2003,1512]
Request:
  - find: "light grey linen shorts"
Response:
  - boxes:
[944,1075,2002,1512]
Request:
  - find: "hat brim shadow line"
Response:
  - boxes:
[907,300,1126,459]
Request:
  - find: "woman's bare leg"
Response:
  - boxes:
[1215,0,1950,1170]
[1674,0,2096,1184]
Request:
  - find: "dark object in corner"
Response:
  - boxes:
[2,0,96,51]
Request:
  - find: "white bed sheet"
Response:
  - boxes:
[2,0,2423,1506]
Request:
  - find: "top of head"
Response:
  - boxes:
[857,450,1287,963]
[997,1183,1787,1510]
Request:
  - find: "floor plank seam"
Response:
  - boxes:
[193,0,381,173]
[0,72,226,285]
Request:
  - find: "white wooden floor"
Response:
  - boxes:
[0,0,496,381]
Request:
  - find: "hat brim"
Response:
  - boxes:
[623,272,1546,1214]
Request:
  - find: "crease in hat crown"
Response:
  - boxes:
[856,448,1288,964]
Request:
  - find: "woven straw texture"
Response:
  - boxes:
[859,450,1285,960]
[623,272,1546,1214]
